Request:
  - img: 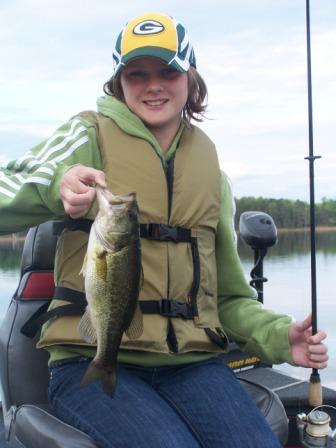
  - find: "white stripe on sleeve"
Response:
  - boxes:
[14,119,84,171]
[0,174,20,191]
[0,186,16,198]
[24,124,87,172]
[24,177,51,186]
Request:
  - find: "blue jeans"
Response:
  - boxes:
[48,356,281,448]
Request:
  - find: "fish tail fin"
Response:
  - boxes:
[80,360,117,397]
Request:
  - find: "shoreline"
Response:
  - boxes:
[0,234,26,242]
[0,226,335,242]
[277,226,336,233]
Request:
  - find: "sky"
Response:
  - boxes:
[0,0,335,201]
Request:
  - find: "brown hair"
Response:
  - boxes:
[103,67,208,126]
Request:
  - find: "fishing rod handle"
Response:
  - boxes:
[309,372,323,407]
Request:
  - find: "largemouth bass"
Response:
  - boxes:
[78,186,143,396]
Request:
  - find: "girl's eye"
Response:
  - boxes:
[125,70,147,79]
[161,68,179,79]
[123,67,180,81]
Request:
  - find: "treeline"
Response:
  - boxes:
[234,197,336,229]
[0,241,24,271]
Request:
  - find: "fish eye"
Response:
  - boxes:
[127,210,137,220]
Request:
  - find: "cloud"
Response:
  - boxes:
[192,21,336,201]
[0,0,335,200]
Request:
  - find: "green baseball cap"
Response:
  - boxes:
[112,12,196,78]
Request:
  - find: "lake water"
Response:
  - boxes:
[0,230,335,390]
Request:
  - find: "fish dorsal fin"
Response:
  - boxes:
[79,253,88,277]
[78,309,97,344]
[125,303,143,340]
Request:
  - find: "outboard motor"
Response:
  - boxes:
[239,211,277,303]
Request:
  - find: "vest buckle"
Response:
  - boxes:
[140,223,192,243]
[154,224,179,242]
[158,299,193,319]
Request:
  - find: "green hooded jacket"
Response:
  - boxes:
[0,96,293,366]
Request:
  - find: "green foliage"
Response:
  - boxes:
[316,197,336,226]
[234,197,336,229]
[0,241,24,271]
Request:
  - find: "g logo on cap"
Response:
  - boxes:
[133,20,165,35]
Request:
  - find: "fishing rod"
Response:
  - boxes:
[304,0,322,408]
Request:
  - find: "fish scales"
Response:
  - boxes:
[89,244,141,362]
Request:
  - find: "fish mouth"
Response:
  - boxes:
[96,186,136,205]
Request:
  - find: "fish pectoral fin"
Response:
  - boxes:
[79,253,88,277]
[96,250,108,281]
[125,303,143,340]
[78,309,97,343]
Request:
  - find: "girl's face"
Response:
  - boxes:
[120,57,188,138]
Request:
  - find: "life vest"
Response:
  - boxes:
[37,112,227,354]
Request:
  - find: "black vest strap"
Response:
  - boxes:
[53,286,87,306]
[189,237,201,317]
[20,285,198,338]
[140,299,195,319]
[204,328,228,350]
[140,224,191,243]
[20,287,87,338]
[21,287,226,351]
[53,219,192,244]
[53,219,93,235]
[166,157,174,218]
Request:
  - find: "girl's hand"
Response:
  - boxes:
[288,314,328,369]
[60,165,106,219]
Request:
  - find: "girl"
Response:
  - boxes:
[0,12,328,448]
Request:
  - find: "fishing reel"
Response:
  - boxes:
[297,406,336,447]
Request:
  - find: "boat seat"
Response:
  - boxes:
[0,221,288,447]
